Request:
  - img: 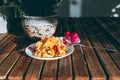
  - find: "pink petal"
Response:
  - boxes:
[71,37,78,43]
[63,37,71,44]
[70,32,79,38]
[64,31,70,37]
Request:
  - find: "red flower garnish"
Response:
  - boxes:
[64,31,70,37]
[70,32,79,43]
[70,32,79,38]
[63,32,80,44]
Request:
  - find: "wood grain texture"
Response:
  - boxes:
[75,18,106,80]
[96,18,120,43]
[91,18,120,71]
[0,37,25,79]
[8,55,32,80]
[0,34,15,51]
[0,18,120,80]
[7,39,33,80]
[81,18,120,80]
[0,33,8,41]
[25,59,44,80]
[72,45,89,80]
[41,60,58,80]
[58,56,73,80]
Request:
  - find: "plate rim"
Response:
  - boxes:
[25,43,74,60]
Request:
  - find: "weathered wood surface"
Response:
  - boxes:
[0,18,120,80]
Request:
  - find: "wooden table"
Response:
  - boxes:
[0,18,120,80]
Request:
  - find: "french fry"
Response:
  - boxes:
[34,36,67,58]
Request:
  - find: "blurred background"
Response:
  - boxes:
[0,0,120,17]
[59,0,120,17]
[0,0,120,34]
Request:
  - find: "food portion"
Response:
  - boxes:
[34,36,67,58]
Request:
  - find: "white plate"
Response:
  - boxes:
[25,43,74,60]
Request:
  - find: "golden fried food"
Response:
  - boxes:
[34,36,67,58]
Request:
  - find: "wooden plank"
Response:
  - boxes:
[0,34,15,51]
[0,49,23,79]
[92,18,120,52]
[8,38,34,80]
[89,18,120,69]
[83,44,106,80]
[75,18,106,80]
[0,41,17,64]
[96,18,120,43]
[0,36,22,63]
[41,60,58,80]
[0,39,25,79]
[25,59,44,80]
[82,19,120,80]
[8,55,32,80]
[58,56,73,80]
[72,45,89,80]
[89,19,120,75]
[0,33,8,41]
[57,18,73,80]
[89,37,120,80]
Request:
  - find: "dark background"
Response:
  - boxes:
[82,0,120,17]
[0,0,120,17]
[59,0,120,17]
[0,0,120,35]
